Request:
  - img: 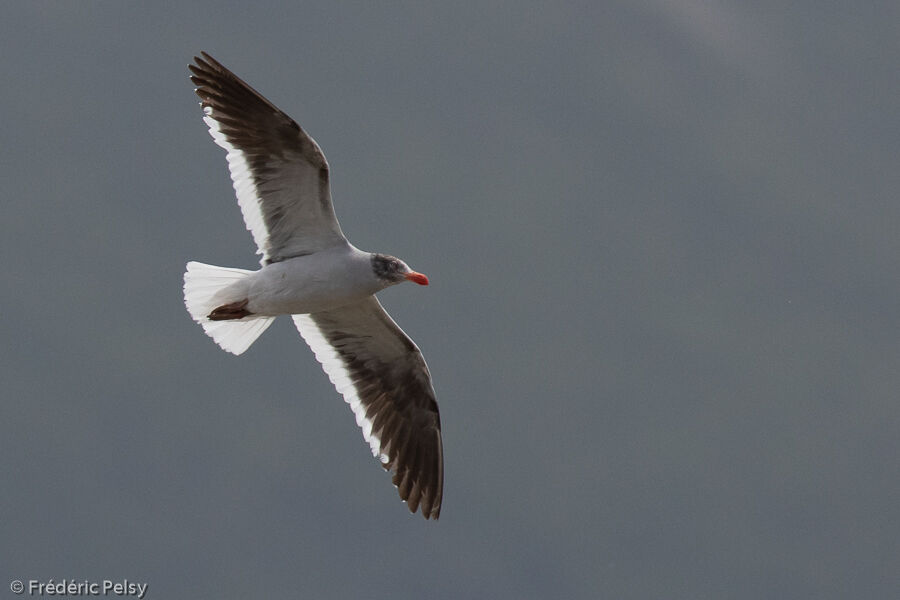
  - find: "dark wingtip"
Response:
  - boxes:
[198,51,223,70]
[423,503,441,520]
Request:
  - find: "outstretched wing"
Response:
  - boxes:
[190,52,346,265]
[293,297,443,519]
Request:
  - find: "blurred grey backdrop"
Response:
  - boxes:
[2,2,898,598]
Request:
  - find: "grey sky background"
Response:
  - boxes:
[2,2,898,598]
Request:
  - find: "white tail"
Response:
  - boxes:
[183,261,274,355]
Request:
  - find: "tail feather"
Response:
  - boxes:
[183,261,274,355]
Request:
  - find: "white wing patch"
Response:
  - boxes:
[292,314,389,464]
[203,106,270,264]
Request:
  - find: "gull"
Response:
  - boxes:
[182,52,443,519]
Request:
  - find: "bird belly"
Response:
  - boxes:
[245,257,375,316]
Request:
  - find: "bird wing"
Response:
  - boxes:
[190,52,346,265]
[293,297,443,519]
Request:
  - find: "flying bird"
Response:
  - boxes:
[182,52,443,519]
